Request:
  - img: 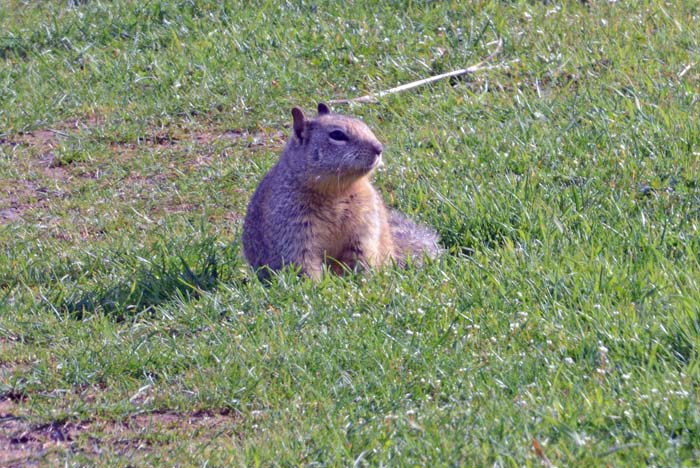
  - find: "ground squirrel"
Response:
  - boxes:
[242,103,441,280]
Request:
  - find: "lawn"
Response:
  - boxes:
[1,0,699,465]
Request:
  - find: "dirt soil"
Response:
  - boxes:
[0,396,239,466]
[0,115,284,223]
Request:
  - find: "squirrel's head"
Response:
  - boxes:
[285,103,384,188]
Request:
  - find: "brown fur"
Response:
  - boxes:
[242,103,440,280]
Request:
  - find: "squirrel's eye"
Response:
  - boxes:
[329,130,349,142]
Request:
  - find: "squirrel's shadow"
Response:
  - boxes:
[63,241,243,321]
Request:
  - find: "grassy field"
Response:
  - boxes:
[1,0,699,465]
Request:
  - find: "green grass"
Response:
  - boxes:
[1,0,699,465]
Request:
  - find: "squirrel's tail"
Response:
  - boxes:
[388,210,443,266]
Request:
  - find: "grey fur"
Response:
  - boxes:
[242,104,441,280]
[388,210,443,266]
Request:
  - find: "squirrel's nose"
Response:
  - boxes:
[371,142,383,155]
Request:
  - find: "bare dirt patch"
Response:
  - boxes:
[1,115,285,223]
[0,407,239,466]
[1,127,82,223]
[0,179,64,222]
[111,127,285,156]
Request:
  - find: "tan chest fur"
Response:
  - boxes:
[304,179,387,261]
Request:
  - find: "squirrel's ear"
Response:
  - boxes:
[291,107,306,141]
[317,102,331,115]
